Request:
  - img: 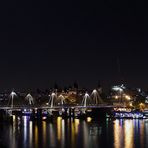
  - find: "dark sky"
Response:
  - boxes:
[0,1,147,91]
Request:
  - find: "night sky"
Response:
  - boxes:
[0,1,147,91]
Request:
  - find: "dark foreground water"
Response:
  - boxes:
[0,116,148,148]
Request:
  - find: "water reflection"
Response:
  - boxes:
[49,122,56,147]
[114,120,134,148]
[42,121,47,147]
[114,120,123,148]
[29,121,33,147]
[113,119,147,148]
[57,117,62,141]
[82,121,88,148]
[124,120,134,148]
[34,123,38,148]
[145,120,148,146]
[61,119,65,148]
[23,116,28,148]
[140,120,144,148]
[0,116,148,148]
[74,119,80,135]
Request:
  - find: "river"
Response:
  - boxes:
[0,116,148,148]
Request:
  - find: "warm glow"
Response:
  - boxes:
[42,121,47,146]
[114,120,122,148]
[74,119,80,134]
[87,117,92,122]
[115,96,119,99]
[139,103,145,110]
[124,120,134,148]
[57,117,62,141]
[71,119,75,146]
[125,95,131,100]
[34,125,38,148]
[140,103,144,106]
[129,102,133,107]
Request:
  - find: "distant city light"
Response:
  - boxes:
[115,96,119,99]
[87,117,92,122]
[125,95,131,100]
[129,102,133,107]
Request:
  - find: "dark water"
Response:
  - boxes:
[0,116,148,148]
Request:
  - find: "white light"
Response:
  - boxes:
[10,91,17,97]
[112,86,123,92]
[115,96,119,99]
[92,89,97,94]
[85,93,89,97]
[51,93,56,97]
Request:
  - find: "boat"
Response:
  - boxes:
[107,108,148,119]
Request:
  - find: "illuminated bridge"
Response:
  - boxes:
[0,90,125,120]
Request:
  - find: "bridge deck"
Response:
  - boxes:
[0,104,126,110]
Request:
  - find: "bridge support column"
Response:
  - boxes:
[71,108,75,118]
[30,109,36,120]
[62,108,68,118]
[69,108,71,117]
[68,108,75,118]
[47,110,53,121]
[37,109,42,120]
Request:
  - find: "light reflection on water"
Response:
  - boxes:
[34,123,38,148]
[124,120,134,148]
[0,116,148,148]
[113,119,148,148]
[29,121,33,147]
